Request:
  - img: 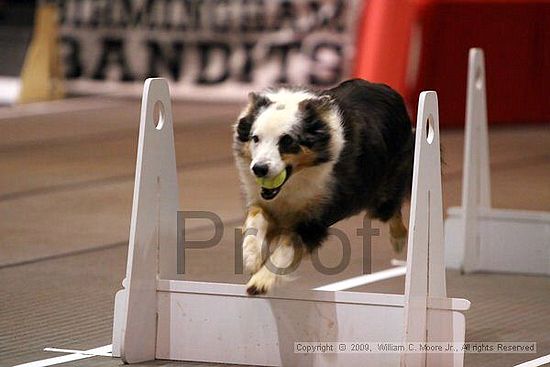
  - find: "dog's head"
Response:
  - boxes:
[233,89,344,201]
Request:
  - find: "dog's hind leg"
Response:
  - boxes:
[246,234,303,295]
[242,206,270,274]
[389,211,408,253]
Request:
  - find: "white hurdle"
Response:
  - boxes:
[112,78,470,366]
[444,48,550,275]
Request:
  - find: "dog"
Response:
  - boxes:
[233,79,414,295]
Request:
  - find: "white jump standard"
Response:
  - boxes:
[112,78,470,366]
[444,48,550,275]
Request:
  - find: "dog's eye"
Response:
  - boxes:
[252,135,259,143]
[278,134,299,153]
[280,134,294,146]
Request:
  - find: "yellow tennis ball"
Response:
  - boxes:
[255,169,287,189]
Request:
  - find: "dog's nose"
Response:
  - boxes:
[252,163,269,178]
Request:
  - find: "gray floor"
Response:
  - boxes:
[0,98,549,367]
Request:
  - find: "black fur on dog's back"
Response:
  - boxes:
[296,79,414,251]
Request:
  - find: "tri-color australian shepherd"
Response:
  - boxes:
[233,79,414,295]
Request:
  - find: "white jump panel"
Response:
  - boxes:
[113,79,470,367]
[446,208,550,274]
[155,281,467,366]
[444,48,550,275]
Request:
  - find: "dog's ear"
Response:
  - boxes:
[297,96,332,159]
[235,93,271,143]
[298,95,334,115]
[236,115,253,143]
[248,92,271,109]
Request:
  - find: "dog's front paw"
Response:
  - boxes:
[242,236,263,274]
[246,267,277,295]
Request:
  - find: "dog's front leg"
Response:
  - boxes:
[246,234,303,295]
[242,206,270,275]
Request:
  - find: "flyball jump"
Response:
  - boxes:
[444,48,550,275]
[112,78,470,366]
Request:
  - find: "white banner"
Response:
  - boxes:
[47,0,363,100]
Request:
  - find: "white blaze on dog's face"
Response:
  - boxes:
[249,90,311,178]
[233,89,344,201]
[248,113,288,180]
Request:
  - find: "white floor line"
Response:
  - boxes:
[313,266,407,292]
[514,354,550,367]
[43,346,112,357]
[11,345,112,367]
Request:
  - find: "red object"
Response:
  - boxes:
[354,0,550,126]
